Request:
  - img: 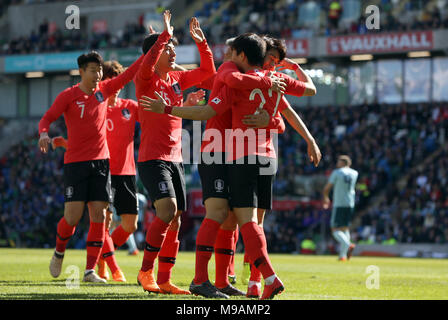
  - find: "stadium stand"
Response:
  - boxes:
[2,0,448,54]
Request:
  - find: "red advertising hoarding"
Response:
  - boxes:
[327,31,433,55]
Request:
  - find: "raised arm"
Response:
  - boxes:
[135,10,173,82]
[177,17,216,89]
[101,54,144,98]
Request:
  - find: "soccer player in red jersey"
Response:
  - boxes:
[134,10,216,295]
[38,49,144,283]
[213,34,320,300]
[236,35,321,298]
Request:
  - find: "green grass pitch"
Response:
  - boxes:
[0,248,447,300]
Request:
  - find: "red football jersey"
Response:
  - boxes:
[106,98,139,175]
[200,61,279,153]
[212,69,305,161]
[38,56,143,164]
[134,30,216,163]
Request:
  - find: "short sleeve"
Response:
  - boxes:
[329,170,338,184]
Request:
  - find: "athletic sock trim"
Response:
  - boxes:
[54,251,64,259]
[102,251,114,259]
[196,245,214,252]
[144,242,160,252]
[253,256,266,268]
[86,241,103,247]
[215,248,234,255]
[159,256,176,264]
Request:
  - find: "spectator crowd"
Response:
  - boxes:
[1,101,447,252]
[2,0,448,55]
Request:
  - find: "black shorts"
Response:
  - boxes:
[331,207,355,228]
[63,159,112,203]
[198,152,229,202]
[137,160,187,211]
[228,156,275,210]
[110,175,138,215]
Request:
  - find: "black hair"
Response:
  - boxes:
[230,33,266,67]
[263,35,287,61]
[77,51,103,69]
[141,33,178,54]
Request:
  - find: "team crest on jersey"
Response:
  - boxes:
[121,108,131,120]
[214,179,225,192]
[95,91,104,102]
[172,82,181,95]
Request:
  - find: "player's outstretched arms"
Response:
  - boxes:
[281,105,321,167]
[38,132,51,154]
[136,10,172,82]
[140,92,216,120]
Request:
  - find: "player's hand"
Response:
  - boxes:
[148,25,156,34]
[140,92,168,114]
[184,89,205,106]
[270,75,286,94]
[163,10,174,37]
[189,17,205,43]
[242,109,270,128]
[38,132,51,154]
[276,57,298,71]
[307,139,322,167]
[322,197,331,210]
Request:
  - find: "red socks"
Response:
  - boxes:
[86,221,106,270]
[157,229,180,285]
[55,217,76,253]
[228,227,239,276]
[249,227,263,282]
[194,218,221,285]
[141,216,169,272]
[111,225,132,248]
[240,222,275,280]
[214,228,234,288]
[101,230,120,273]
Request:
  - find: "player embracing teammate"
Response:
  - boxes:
[141,32,321,299]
